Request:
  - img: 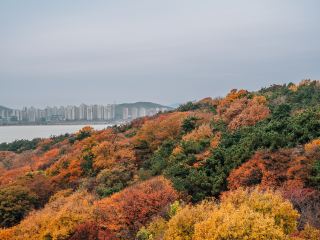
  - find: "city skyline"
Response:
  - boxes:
[0,102,170,124]
[0,102,162,110]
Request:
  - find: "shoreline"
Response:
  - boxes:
[0,124,121,143]
[0,121,127,127]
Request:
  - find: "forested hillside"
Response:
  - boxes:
[1,80,320,239]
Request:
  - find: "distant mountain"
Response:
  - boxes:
[168,103,181,109]
[116,102,171,109]
[115,101,172,119]
[168,100,198,109]
[0,106,11,111]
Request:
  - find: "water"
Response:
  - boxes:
[0,124,111,143]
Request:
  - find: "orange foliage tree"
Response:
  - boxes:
[92,136,136,171]
[215,93,270,130]
[0,151,35,185]
[32,148,60,170]
[304,139,320,153]
[46,134,98,187]
[228,96,270,130]
[133,112,190,151]
[216,89,249,112]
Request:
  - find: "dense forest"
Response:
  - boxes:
[0,80,320,240]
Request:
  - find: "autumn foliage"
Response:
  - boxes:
[163,188,299,240]
[133,112,191,150]
[0,190,95,240]
[95,176,178,239]
[215,93,270,130]
[1,81,320,238]
[227,148,314,190]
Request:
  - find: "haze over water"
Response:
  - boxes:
[0,124,110,143]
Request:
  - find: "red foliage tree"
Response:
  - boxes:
[282,186,320,229]
[15,173,56,207]
[0,151,17,169]
[228,148,313,190]
[68,221,116,240]
[95,176,178,239]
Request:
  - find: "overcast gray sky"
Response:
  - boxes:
[0,0,319,108]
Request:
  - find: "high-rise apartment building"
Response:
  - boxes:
[139,107,147,117]
[123,107,129,120]
[97,105,104,120]
[79,104,87,120]
[92,105,98,120]
[87,105,93,121]
[71,106,79,120]
[131,107,138,120]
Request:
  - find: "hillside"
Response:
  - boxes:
[0,80,320,239]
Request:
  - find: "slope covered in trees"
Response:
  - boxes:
[1,80,320,239]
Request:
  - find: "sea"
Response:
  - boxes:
[0,124,111,143]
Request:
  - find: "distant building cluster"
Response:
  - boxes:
[0,104,115,123]
[0,104,170,125]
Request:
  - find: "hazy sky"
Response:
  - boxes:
[1,0,320,108]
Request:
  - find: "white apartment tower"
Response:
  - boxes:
[79,104,87,120]
[123,107,129,120]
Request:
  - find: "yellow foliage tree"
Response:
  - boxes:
[163,188,299,240]
[0,190,95,240]
[194,204,286,240]
[182,124,213,142]
[193,188,299,240]
[164,201,215,240]
[137,217,168,240]
[288,84,298,92]
[304,139,320,153]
